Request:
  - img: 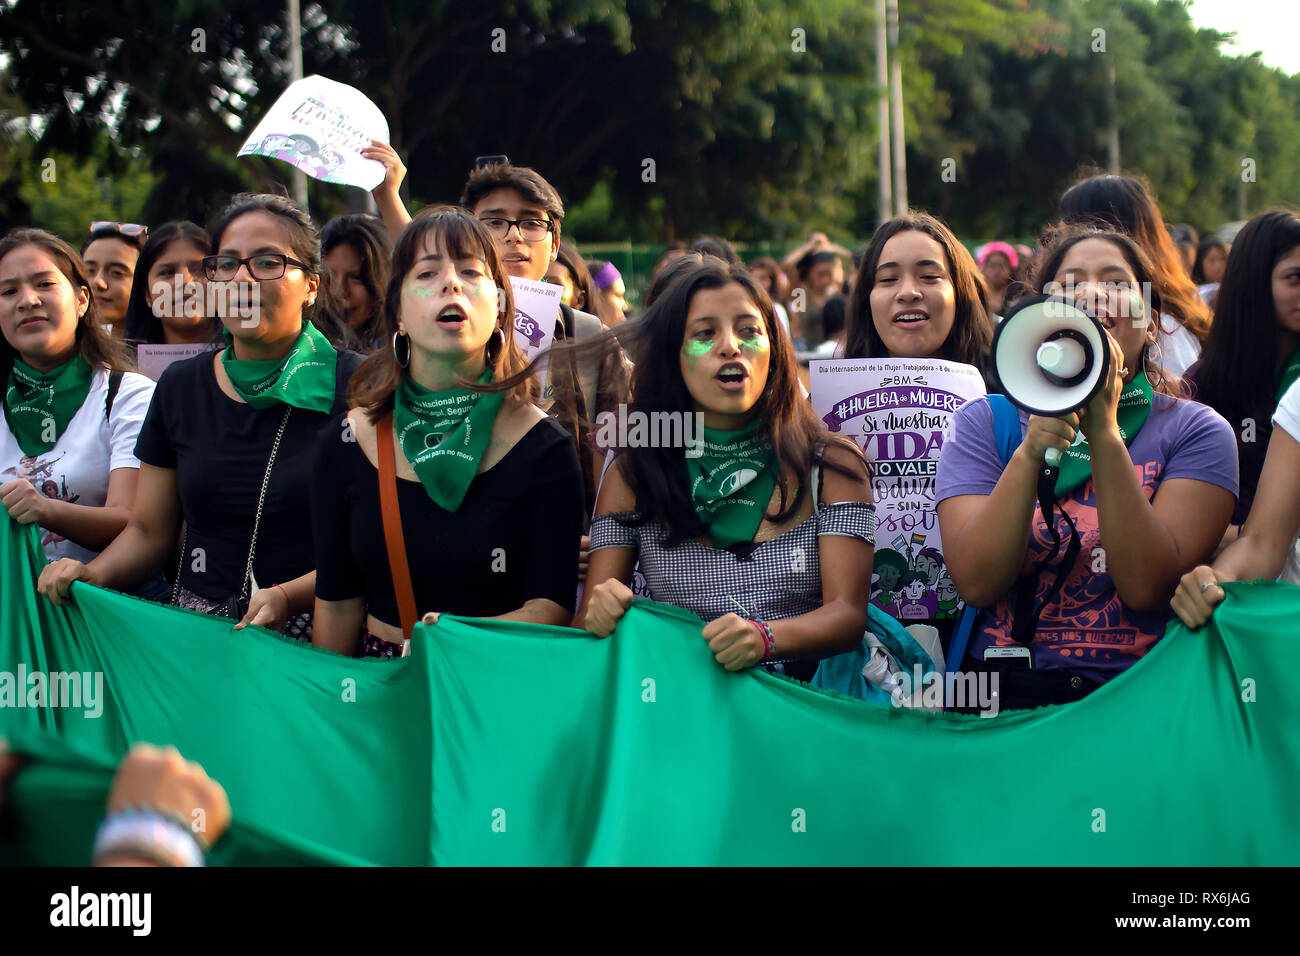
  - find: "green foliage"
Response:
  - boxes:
[0,0,1297,244]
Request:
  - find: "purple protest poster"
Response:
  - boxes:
[810,357,985,622]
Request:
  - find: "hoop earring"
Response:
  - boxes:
[392,329,411,369]
[1142,340,1161,389]
[486,326,506,365]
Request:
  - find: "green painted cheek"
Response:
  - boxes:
[683,339,713,368]
[739,336,769,354]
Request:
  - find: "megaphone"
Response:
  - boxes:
[992,294,1111,466]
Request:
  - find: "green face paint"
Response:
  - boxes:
[738,334,769,354]
[683,339,713,367]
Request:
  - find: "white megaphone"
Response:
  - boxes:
[992,295,1111,466]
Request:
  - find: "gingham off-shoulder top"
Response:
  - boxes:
[588,459,875,671]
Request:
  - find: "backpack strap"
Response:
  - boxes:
[987,393,1023,465]
[104,370,124,421]
[377,413,419,640]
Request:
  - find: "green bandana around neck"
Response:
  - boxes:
[4,355,94,457]
[394,371,504,512]
[221,323,337,413]
[1276,344,1300,403]
[684,420,778,549]
[1053,372,1154,499]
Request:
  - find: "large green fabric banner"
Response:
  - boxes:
[1,511,1297,865]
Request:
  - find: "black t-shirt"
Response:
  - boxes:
[311,413,583,626]
[134,348,364,600]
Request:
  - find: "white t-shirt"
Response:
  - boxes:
[1,367,155,563]
[1270,379,1300,584]
[1156,313,1202,380]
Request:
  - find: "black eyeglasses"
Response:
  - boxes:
[478,217,554,242]
[89,221,148,240]
[203,253,312,281]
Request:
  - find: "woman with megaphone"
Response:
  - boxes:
[935,226,1238,711]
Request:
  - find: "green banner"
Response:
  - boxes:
[1,510,1297,865]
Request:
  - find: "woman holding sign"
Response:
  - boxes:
[1,229,155,562]
[935,226,1237,710]
[309,206,583,658]
[576,257,875,678]
[38,194,362,639]
[840,212,995,651]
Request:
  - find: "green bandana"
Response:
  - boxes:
[394,372,504,512]
[3,356,94,457]
[221,323,338,413]
[1053,372,1153,499]
[1276,344,1300,403]
[685,421,778,549]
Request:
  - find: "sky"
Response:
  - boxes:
[1185,0,1300,76]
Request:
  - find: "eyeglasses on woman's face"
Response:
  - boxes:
[202,253,312,281]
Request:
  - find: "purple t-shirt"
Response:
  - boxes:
[935,394,1238,683]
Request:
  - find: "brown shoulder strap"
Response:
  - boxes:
[377,413,418,639]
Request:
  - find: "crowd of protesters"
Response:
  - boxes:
[0,149,1295,718]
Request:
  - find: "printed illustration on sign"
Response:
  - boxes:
[810,358,985,621]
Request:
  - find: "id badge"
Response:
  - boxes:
[984,645,1032,668]
[401,639,411,658]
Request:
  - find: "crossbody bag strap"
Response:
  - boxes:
[237,404,292,606]
[377,412,418,639]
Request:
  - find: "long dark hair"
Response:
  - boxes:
[321,213,391,349]
[122,221,214,346]
[521,256,865,546]
[1029,224,1178,396]
[348,205,538,419]
[208,192,348,348]
[1059,173,1211,344]
[844,212,994,375]
[1192,210,1300,429]
[0,228,134,383]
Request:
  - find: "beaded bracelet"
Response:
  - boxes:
[749,617,777,662]
[92,809,206,868]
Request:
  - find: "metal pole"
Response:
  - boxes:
[287,0,308,208]
[887,0,907,216]
[1106,55,1120,174]
[875,0,892,227]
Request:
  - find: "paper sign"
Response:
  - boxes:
[508,276,561,404]
[810,357,986,621]
[136,344,221,382]
[237,76,390,190]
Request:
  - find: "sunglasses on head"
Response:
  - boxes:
[89,222,148,240]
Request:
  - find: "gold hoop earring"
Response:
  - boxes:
[393,330,411,368]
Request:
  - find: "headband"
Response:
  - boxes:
[978,241,1018,270]
[591,262,622,290]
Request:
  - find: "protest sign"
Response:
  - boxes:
[811,357,985,621]
[508,275,560,402]
[237,75,389,190]
[136,343,221,382]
